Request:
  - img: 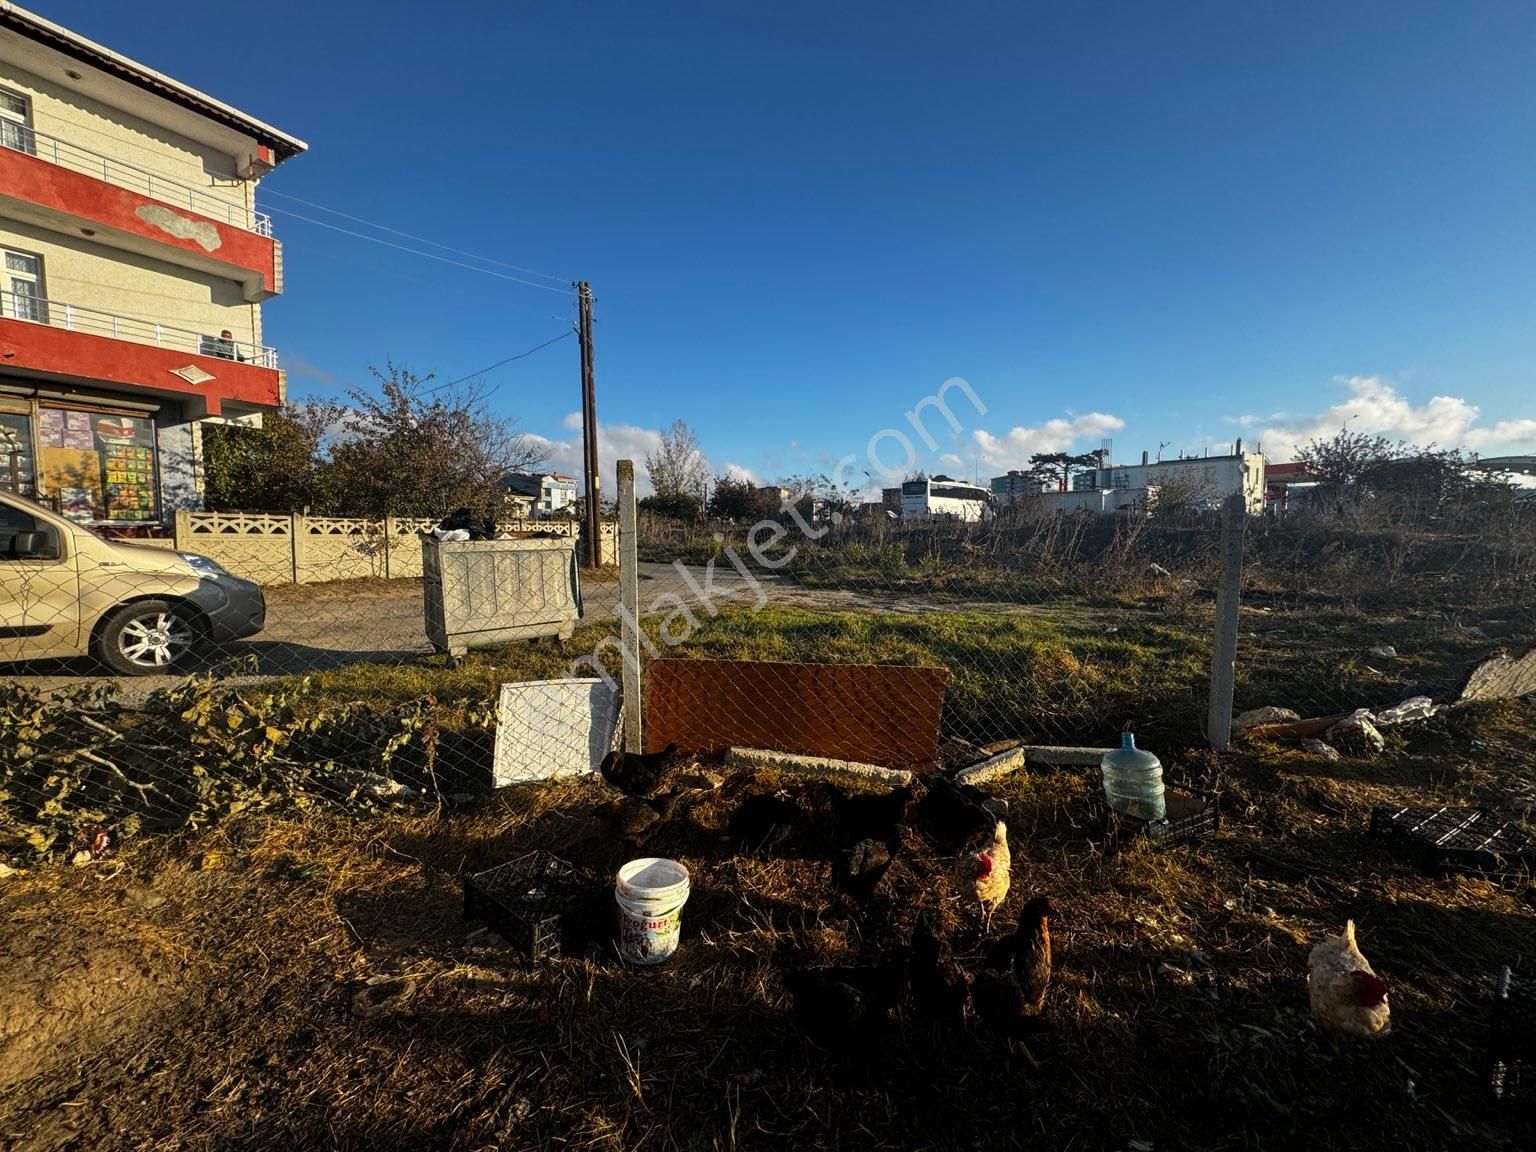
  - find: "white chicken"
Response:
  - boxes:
[1308,920,1390,1039]
[963,820,1011,933]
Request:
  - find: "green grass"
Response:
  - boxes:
[285,604,1212,747]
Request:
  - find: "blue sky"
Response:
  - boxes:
[61,0,1536,491]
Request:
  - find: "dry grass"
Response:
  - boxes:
[2,701,1533,1151]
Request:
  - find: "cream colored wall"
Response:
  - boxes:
[0,218,259,345]
[0,61,252,218]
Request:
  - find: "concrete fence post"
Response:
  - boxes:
[1207,490,1248,751]
[617,459,643,754]
[289,512,304,585]
[173,508,190,550]
[383,515,397,579]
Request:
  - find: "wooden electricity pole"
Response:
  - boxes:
[577,281,602,568]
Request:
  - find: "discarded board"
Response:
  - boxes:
[646,658,948,767]
[955,746,1028,786]
[1025,745,1115,766]
[492,678,619,786]
[1240,714,1348,741]
[725,747,914,788]
[1459,650,1536,703]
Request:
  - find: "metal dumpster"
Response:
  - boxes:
[422,535,581,664]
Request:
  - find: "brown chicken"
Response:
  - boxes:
[973,896,1056,1052]
[594,793,678,848]
[599,742,680,799]
[962,820,1011,932]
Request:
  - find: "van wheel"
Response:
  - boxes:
[94,600,203,675]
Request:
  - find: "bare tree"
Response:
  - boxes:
[324,362,545,518]
[644,419,709,504]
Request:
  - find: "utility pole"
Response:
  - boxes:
[577,281,602,568]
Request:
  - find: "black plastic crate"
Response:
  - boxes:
[1489,966,1534,1101]
[1096,785,1220,850]
[463,851,603,962]
[1369,805,1536,880]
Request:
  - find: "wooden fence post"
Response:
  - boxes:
[1207,490,1248,751]
[617,459,643,754]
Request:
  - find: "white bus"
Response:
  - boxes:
[899,475,991,521]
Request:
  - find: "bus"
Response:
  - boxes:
[899,475,991,521]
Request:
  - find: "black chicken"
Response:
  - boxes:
[834,837,895,904]
[830,783,920,845]
[909,912,969,1035]
[916,775,1004,854]
[785,961,907,1057]
[728,792,802,853]
[599,742,680,799]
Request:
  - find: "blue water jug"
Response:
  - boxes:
[1100,732,1166,822]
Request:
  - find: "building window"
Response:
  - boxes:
[2,249,46,324]
[0,87,34,155]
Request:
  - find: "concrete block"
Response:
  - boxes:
[724,747,914,788]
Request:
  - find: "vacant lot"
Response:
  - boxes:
[2,698,1532,1152]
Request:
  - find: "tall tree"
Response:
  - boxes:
[1025,451,1101,492]
[202,400,342,512]
[644,419,709,504]
[707,474,764,521]
[324,362,544,518]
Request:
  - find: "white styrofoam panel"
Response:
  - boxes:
[493,678,619,786]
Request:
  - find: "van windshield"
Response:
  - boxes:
[0,491,103,540]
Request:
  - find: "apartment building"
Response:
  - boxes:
[0,4,304,526]
[503,472,579,519]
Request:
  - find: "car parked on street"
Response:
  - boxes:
[0,491,264,674]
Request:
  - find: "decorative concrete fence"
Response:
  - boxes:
[172,511,618,586]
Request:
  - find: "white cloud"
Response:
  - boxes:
[527,418,756,498]
[1234,376,1536,461]
[970,412,1125,473]
[723,462,760,484]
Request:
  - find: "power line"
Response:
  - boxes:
[261,188,573,287]
[420,330,575,395]
[262,205,577,295]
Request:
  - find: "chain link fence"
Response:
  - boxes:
[5,461,1533,863]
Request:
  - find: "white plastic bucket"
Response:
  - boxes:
[615,857,691,965]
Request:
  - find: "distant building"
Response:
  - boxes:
[503,472,578,519]
[900,474,990,521]
[755,484,792,507]
[1077,447,1266,514]
[990,470,1050,506]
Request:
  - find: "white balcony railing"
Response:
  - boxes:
[1,290,278,369]
[1,121,273,237]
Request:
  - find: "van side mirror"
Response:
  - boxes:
[9,530,47,558]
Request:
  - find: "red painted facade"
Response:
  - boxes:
[0,316,281,417]
[0,148,277,296]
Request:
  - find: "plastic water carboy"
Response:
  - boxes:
[1100,732,1166,822]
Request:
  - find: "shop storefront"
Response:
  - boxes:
[0,394,162,524]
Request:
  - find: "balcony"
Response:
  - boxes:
[0,290,281,417]
[0,128,280,301]
[2,122,270,234]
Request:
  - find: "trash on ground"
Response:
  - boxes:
[1233,705,1301,733]
[1096,785,1219,850]
[646,658,949,766]
[1301,738,1342,762]
[1374,696,1439,726]
[1459,649,1536,703]
[1326,709,1385,754]
[1365,646,1398,660]
[492,678,619,785]
[463,851,604,963]
[1370,805,1536,879]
